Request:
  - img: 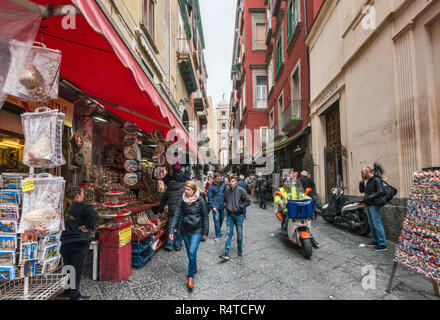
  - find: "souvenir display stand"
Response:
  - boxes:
[387,170,440,297]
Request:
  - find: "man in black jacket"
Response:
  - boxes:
[255,172,267,209]
[219,175,251,260]
[159,172,185,251]
[299,171,323,212]
[238,175,250,218]
[359,167,387,251]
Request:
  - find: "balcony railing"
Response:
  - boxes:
[177,38,189,58]
[282,99,302,133]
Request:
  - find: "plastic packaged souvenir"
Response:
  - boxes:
[19,259,37,278]
[0,220,18,234]
[4,42,61,102]
[19,174,65,236]
[39,232,61,249]
[0,190,21,204]
[21,107,66,168]
[39,242,60,262]
[0,250,15,265]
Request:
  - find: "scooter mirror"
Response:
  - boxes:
[305,188,312,195]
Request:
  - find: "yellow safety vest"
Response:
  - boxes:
[274,187,310,205]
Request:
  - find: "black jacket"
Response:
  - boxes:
[158,182,184,217]
[256,178,267,191]
[169,197,209,236]
[237,180,251,194]
[224,186,251,216]
[359,175,386,207]
[299,176,317,197]
[61,202,98,244]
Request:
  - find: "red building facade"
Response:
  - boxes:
[229,0,269,163]
[265,0,324,173]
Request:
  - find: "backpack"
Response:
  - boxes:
[382,179,398,204]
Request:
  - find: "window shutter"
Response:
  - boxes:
[293,0,299,27]
[287,1,293,40]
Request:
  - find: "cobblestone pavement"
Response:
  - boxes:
[81,200,440,300]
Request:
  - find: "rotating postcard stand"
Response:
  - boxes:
[0,167,69,301]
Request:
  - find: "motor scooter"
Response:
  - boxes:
[321,183,370,236]
[275,187,315,259]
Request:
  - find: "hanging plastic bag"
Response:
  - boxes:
[0,1,42,94]
[19,174,66,237]
[4,42,61,102]
[21,107,66,168]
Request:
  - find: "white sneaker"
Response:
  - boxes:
[214,238,219,242]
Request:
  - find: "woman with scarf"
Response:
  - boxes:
[169,180,209,292]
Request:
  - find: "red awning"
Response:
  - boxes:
[26,0,204,163]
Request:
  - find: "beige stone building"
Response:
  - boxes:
[216,96,230,168]
[306,0,440,240]
[96,0,209,146]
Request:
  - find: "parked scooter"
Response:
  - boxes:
[321,181,370,236]
[275,185,315,259]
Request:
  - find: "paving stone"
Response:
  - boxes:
[132,281,170,300]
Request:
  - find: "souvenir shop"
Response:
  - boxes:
[0,0,204,299]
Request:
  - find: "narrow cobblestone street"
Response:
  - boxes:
[81,200,440,300]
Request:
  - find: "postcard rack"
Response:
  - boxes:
[0,274,69,300]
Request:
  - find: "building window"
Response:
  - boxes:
[221,111,226,118]
[222,123,226,130]
[270,109,274,128]
[291,65,301,119]
[256,76,267,108]
[260,126,268,148]
[252,13,266,51]
[287,0,299,41]
[268,58,274,92]
[276,31,283,74]
[143,0,155,39]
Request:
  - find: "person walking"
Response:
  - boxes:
[158,171,185,251]
[299,171,323,212]
[256,172,267,209]
[359,167,388,251]
[208,172,226,241]
[219,175,251,260]
[59,186,98,300]
[169,181,209,292]
[238,175,250,218]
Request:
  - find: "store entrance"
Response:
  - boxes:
[324,101,343,202]
[0,132,25,173]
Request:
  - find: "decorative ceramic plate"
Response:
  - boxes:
[153,154,166,166]
[123,121,138,134]
[153,167,167,180]
[124,173,139,186]
[123,146,137,160]
[124,159,139,172]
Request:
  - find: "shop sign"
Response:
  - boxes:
[6,95,74,127]
[119,228,131,248]
[22,180,34,192]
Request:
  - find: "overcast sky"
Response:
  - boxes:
[199,0,236,109]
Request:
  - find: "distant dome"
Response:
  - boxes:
[217,99,229,108]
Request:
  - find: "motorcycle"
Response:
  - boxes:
[321,182,370,236]
[275,184,315,259]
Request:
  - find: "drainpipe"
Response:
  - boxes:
[303,0,310,115]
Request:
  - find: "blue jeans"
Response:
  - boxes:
[224,214,245,253]
[366,205,386,246]
[181,234,202,278]
[165,215,182,250]
[212,208,225,238]
[312,197,323,211]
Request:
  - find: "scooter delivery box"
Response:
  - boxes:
[287,200,314,219]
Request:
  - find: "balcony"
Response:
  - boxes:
[282,100,303,133]
[193,91,204,112]
[178,39,198,93]
[233,73,242,89]
[272,0,282,17]
[197,110,207,125]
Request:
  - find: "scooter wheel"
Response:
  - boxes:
[300,238,313,259]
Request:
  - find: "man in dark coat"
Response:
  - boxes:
[359,167,387,252]
[219,175,251,260]
[159,172,185,251]
[299,171,323,212]
[255,172,267,209]
[238,175,250,218]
